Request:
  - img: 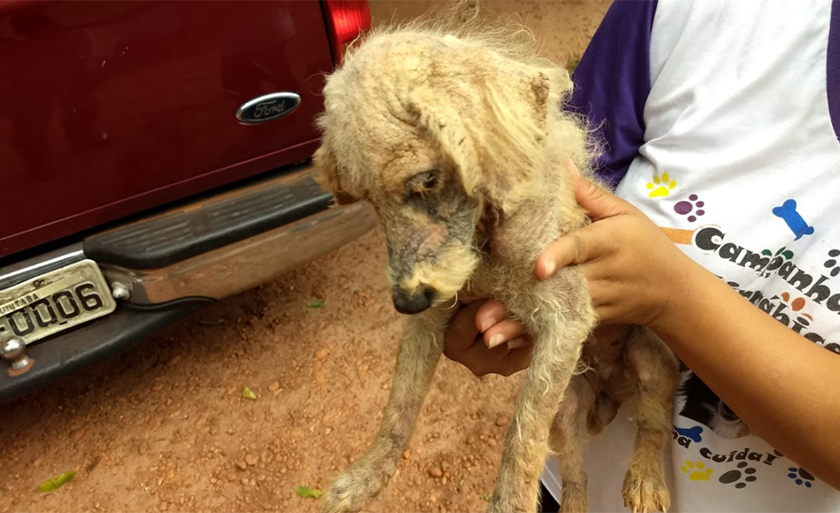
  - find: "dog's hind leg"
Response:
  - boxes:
[320,307,450,513]
[621,329,679,513]
[488,275,596,513]
[548,374,594,513]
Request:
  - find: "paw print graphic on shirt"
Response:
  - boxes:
[760,247,795,278]
[673,194,706,222]
[680,460,713,481]
[777,292,816,328]
[779,291,808,313]
[824,249,840,277]
[788,467,815,488]
[647,173,677,198]
[719,461,757,489]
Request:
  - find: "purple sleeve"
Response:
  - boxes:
[827,1,840,142]
[565,0,658,189]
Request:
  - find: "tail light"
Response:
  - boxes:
[322,0,371,65]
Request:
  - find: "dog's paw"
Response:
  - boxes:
[319,467,386,513]
[621,469,670,513]
[559,482,588,513]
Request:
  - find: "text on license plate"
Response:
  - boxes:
[0,259,117,345]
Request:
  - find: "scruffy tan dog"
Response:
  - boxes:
[313,11,680,513]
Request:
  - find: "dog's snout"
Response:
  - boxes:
[392,286,437,315]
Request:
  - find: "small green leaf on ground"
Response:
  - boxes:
[294,486,323,499]
[241,386,257,400]
[198,318,225,326]
[479,494,493,502]
[567,56,581,72]
[38,471,76,493]
[306,300,325,309]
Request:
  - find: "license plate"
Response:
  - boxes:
[0,259,117,345]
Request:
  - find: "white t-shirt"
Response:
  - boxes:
[542,0,840,510]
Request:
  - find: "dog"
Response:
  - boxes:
[679,370,751,440]
[312,11,680,513]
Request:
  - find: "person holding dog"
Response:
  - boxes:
[443,0,840,510]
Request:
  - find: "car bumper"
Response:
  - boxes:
[0,163,377,403]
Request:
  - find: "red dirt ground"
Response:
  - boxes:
[0,3,610,512]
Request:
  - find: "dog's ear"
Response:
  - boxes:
[404,60,570,213]
[404,86,483,197]
[313,145,357,206]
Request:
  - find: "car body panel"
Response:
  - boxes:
[0,0,334,258]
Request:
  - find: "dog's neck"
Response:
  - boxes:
[475,120,589,272]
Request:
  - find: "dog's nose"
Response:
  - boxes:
[392,286,436,315]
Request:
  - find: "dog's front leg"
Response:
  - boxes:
[320,306,450,513]
[488,272,596,513]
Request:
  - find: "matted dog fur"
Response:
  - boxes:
[313,5,680,513]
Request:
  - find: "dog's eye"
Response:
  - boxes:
[406,170,440,199]
[422,173,438,189]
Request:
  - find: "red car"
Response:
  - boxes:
[0,0,375,402]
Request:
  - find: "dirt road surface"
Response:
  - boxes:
[1,2,610,512]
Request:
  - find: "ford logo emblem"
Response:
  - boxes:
[236,92,301,125]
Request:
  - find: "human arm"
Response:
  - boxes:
[447,169,840,490]
[541,171,840,490]
[642,245,840,493]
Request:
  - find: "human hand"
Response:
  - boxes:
[535,162,698,328]
[442,298,533,377]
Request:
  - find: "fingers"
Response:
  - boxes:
[460,339,533,378]
[474,300,508,333]
[442,298,533,377]
[534,164,639,280]
[472,300,528,349]
[443,301,485,357]
[571,174,629,221]
[494,345,534,377]
[484,319,528,349]
[565,160,635,221]
[535,228,607,280]
[506,336,531,349]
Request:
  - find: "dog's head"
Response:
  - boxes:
[314,27,576,314]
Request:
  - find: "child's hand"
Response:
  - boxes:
[442,299,533,377]
[535,163,697,329]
